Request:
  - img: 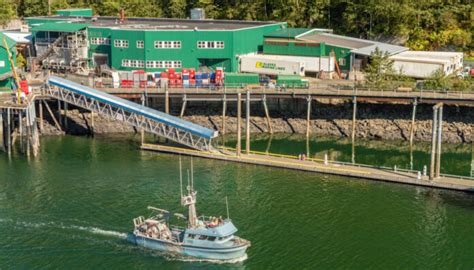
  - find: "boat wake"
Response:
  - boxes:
[163,253,248,264]
[0,218,127,240]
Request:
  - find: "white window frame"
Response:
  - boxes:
[91,37,110,45]
[114,39,129,48]
[154,40,181,49]
[136,40,144,49]
[338,58,346,66]
[197,41,224,49]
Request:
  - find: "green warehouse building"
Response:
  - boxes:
[26,10,286,73]
[0,32,16,91]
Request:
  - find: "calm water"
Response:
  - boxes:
[1,135,474,269]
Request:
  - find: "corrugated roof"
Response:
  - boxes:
[298,32,408,56]
[264,28,313,39]
[27,16,281,30]
[2,32,32,44]
[0,32,16,49]
[31,22,90,33]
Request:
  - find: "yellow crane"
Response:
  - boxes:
[2,36,22,104]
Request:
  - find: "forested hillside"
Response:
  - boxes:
[0,0,472,53]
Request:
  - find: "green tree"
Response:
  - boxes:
[0,0,16,26]
[364,47,395,90]
[168,0,187,18]
[18,0,48,17]
[424,69,450,90]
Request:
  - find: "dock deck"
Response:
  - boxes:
[141,143,474,192]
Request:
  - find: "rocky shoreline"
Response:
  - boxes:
[39,100,474,144]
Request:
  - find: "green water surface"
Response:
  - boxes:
[0,135,473,269]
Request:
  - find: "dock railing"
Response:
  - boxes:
[217,146,474,181]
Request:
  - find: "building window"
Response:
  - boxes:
[136,40,144,49]
[144,60,181,68]
[338,58,346,66]
[122,59,131,67]
[114,39,129,48]
[197,41,224,49]
[91,37,110,45]
[154,41,181,49]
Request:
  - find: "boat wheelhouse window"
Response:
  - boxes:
[187,234,195,238]
[208,236,216,241]
[198,235,208,240]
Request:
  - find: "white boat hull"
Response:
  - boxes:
[127,234,248,260]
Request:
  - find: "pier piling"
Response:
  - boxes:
[236,93,242,156]
[351,96,357,142]
[306,95,312,137]
[222,94,226,134]
[430,105,439,180]
[43,100,61,131]
[246,90,250,154]
[7,108,11,155]
[180,94,187,118]
[64,102,68,129]
[436,105,443,178]
[39,101,44,131]
[262,94,273,134]
[165,90,170,114]
[409,98,417,146]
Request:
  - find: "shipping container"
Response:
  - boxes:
[224,72,260,87]
[239,55,305,76]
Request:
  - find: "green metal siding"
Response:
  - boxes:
[325,45,351,71]
[107,23,284,72]
[56,9,93,17]
[88,27,113,67]
[263,40,326,57]
[0,33,16,90]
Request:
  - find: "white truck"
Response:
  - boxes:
[239,55,305,76]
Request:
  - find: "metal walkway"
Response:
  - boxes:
[46,76,218,151]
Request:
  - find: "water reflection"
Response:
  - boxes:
[223,133,472,177]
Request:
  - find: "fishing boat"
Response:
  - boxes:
[127,159,251,261]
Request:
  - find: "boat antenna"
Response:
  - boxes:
[187,169,190,193]
[179,155,183,198]
[190,157,194,191]
[226,196,230,220]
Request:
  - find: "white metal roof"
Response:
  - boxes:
[298,32,408,56]
[2,31,32,44]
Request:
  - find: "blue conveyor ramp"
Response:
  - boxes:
[46,76,218,151]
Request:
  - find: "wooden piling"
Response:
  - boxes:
[351,96,357,142]
[64,102,68,129]
[436,105,443,178]
[245,90,250,154]
[222,94,226,134]
[236,92,242,156]
[26,109,30,157]
[409,98,417,146]
[429,106,439,180]
[141,94,145,145]
[306,95,312,137]
[43,100,62,131]
[39,101,44,131]
[90,111,95,135]
[180,95,187,118]
[165,90,169,114]
[262,94,273,134]
[7,108,11,155]
[57,99,62,127]
[0,110,3,152]
[19,111,23,153]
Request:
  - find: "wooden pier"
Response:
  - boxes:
[141,143,474,193]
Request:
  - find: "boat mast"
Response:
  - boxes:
[181,163,198,228]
